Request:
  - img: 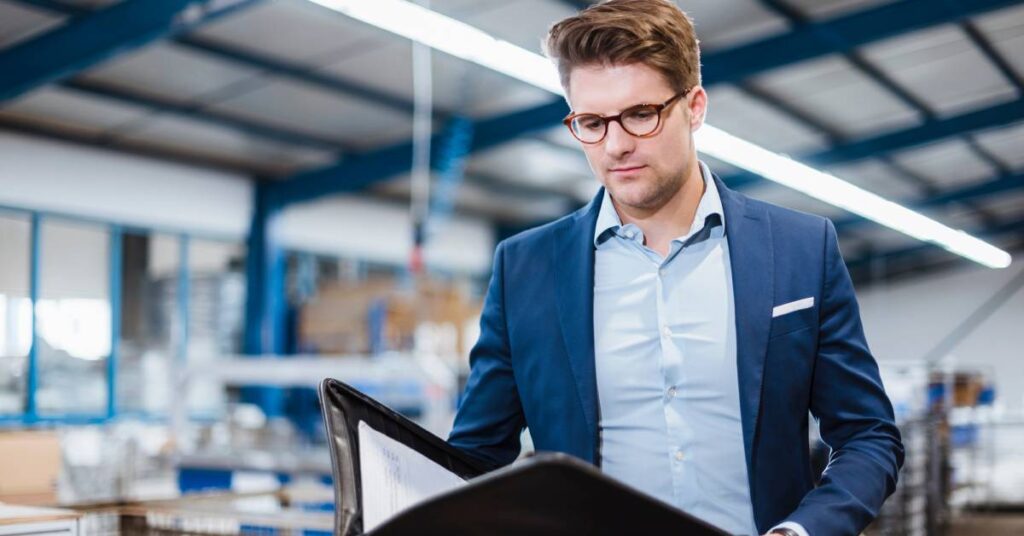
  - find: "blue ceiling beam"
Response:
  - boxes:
[810,98,1024,166]
[702,0,1019,85]
[0,0,262,103]
[269,98,568,207]
[558,0,593,10]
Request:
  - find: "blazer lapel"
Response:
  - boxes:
[715,174,774,475]
[553,191,603,464]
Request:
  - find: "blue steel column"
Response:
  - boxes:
[107,225,122,419]
[242,182,286,418]
[25,213,41,423]
[427,116,474,236]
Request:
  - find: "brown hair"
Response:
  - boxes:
[543,0,701,96]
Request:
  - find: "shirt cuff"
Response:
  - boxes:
[770,521,810,536]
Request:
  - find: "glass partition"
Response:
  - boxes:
[36,219,111,415]
[0,213,32,414]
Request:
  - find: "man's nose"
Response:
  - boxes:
[603,120,635,158]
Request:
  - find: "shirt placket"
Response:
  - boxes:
[656,241,692,509]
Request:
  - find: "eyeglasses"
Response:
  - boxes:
[562,89,690,144]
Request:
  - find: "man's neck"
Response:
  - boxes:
[614,162,705,257]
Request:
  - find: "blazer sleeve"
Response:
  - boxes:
[447,241,526,468]
[786,220,905,535]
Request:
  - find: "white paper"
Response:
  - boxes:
[358,420,467,531]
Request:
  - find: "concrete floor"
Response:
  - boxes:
[949,512,1024,535]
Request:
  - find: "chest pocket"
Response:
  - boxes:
[769,303,817,338]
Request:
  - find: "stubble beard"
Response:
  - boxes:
[606,168,685,213]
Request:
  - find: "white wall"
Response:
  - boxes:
[0,132,253,238]
[275,195,496,274]
[0,132,496,275]
[857,257,1024,411]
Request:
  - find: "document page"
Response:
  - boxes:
[358,420,467,531]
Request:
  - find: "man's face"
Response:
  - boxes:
[567,63,706,212]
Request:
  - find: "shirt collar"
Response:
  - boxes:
[594,160,725,247]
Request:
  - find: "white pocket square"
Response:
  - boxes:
[772,297,814,318]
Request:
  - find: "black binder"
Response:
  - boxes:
[318,378,730,536]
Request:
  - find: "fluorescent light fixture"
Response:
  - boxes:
[308,0,1012,269]
[696,126,1011,268]
[307,0,562,93]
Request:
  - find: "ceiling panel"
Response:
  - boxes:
[189,0,390,69]
[0,1,64,49]
[672,0,789,51]
[751,55,923,139]
[373,173,573,224]
[461,0,576,54]
[205,76,414,148]
[79,42,263,104]
[706,85,831,154]
[778,0,896,21]
[891,138,999,189]
[973,190,1024,220]
[861,24,1018,117]
[700,155,745,183]
[467,139,590,186]
[974,4,1024,88]
[825,159,926,200]
[467,139,590,192]
[320,40,552,119]
[117,114,337,175]
[538,125,580,152]
[0,86,151,135]
[741,182,847,219]
[849,225,923,252]
[920,204,984,231]
[972,121,1024,171]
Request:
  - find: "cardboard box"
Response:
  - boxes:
[299,277,482,358]
[0,492,58,507]
[0,431,61,504]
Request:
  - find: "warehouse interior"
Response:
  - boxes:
[0,0,1023,534]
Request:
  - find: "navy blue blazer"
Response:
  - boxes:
[448,173,904,535]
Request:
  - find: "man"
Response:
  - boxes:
[448,1,904,535]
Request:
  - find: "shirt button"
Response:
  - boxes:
[674,450,685,461]
[667,387,677,399]
[661,325,672,338]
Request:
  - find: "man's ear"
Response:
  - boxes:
[689,86,708,132]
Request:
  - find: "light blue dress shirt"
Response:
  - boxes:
[592,162,760,535]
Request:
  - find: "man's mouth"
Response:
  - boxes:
[609,165,646,173]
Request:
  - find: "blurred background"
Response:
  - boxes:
[0,0,1022,534]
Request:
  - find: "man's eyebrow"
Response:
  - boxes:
[573,97,667,116]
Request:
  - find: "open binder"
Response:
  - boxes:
[318,378,730,535]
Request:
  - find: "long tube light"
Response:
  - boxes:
[307,0,1012,269]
